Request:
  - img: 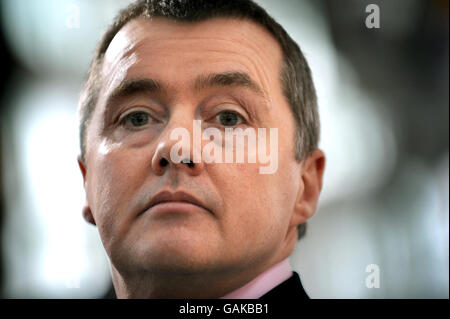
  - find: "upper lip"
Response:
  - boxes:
[144,190,211,214]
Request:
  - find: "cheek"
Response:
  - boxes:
[209,162,294,242]
[86,146,149,243]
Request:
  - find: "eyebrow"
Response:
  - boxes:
[194,71,266,98]
[105,71,269,108]
[106,78,162,106]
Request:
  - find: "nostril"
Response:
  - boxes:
[181,158,195,168]
[159,158,169,167]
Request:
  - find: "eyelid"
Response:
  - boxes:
[208,110,248,129]
[117,106,160,124]
[212,104,249,122]
[216,110,247,123]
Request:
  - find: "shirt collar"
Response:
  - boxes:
[220,258,293,299]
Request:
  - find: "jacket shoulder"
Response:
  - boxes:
[259,271,309,300]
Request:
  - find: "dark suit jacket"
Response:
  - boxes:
[102,271,309,299]
[259,272,309,318]
[259,271,309,300]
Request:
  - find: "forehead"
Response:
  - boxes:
[101,17,283,98]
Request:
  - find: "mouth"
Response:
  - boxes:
[141,190,212,216]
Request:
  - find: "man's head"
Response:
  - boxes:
[77,0,325,297]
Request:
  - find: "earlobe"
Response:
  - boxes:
[77,155,96,226]
[82,203,96,225]
[291,149,326,227]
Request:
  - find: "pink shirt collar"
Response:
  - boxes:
[220,258,293,299]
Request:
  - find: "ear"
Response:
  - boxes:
[290,149,325,227]
[77,155,96,226]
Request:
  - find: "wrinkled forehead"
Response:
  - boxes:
[104,16,282,65]
[100,17,284,96]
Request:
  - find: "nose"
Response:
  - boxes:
[151,123,204,176]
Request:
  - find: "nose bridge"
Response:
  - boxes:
[162,106,196,156]
[151,103,203,175]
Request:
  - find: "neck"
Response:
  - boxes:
[111,227,299,298]
[111,255,288,298]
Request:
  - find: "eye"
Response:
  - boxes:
[216,110,245,127]
[121,111,151,128]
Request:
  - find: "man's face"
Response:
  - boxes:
[81,17,312,278]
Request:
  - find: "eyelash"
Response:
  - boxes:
[119,109,159,130]
[212,110,247,127]
[117,106,248,130]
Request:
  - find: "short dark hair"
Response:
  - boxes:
[78,0,320,240]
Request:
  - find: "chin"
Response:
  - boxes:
[123,232,222,273]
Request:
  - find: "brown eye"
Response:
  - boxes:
[122,112,150,127]
[217,111,243,127]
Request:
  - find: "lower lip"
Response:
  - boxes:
[145,201,209,216]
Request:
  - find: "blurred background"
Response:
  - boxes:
[0,0,448,298]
